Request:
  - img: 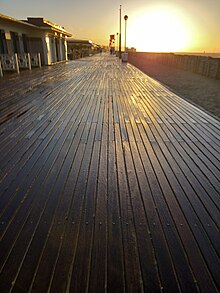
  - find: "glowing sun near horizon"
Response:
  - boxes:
[128,7,192,52]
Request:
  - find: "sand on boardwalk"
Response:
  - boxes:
[129,59,220,119]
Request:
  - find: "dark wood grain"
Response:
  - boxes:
[0,54,219,293]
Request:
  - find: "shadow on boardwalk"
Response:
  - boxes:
[0,54,220,292]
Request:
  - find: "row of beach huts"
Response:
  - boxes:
[0,13,101,77]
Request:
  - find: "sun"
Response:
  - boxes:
[127,7,192,52]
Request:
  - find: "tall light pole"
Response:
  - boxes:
[124,15,128,52]
[116,32,119,52]
[119,5,122,59]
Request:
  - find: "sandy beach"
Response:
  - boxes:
[129,58,220,119]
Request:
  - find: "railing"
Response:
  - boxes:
[0,53,41,78]
[18,53,31,70]
[30,53,41,68]
[0,53,20,75]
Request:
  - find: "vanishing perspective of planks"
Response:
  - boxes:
[0,54,219,292]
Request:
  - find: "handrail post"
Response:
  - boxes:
[14,53,20,74]
[0,59,3,77]
[27,53,32,70]
[38,53,42,68]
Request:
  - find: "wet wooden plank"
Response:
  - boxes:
[114,124,144,292]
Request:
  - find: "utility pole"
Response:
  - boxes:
[119,5,122,59]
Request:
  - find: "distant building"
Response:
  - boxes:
[67,39,101,60]
[0,13,72,65]
[127,47,136,52]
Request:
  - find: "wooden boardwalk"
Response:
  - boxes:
[0,54,219,292]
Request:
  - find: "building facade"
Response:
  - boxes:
[0,13,72,66]
[67,39,101,60]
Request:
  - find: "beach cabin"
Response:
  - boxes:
[0,13,72,68]
[67,39,101,60]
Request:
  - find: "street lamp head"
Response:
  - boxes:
[124,15,128,53]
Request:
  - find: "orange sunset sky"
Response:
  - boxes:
[1,0,220,52]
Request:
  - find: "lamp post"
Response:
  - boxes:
[116,32,119,53]
[119,5,122,59]
[124,15,128,52]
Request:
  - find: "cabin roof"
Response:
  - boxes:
[0,13,72,36]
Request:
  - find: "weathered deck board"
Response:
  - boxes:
[0,54,219,292]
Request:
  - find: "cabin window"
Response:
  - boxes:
[22,34,28,53]
[0,30,7,54]
[10,31,20,53]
